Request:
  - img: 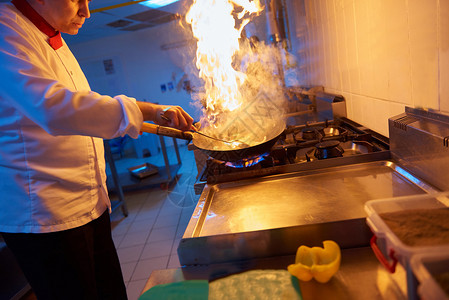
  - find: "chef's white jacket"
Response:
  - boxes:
[0,3,144,233]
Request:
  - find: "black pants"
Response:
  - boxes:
[2,211,127,300]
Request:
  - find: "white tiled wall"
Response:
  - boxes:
[441,0,449,113]
[294,0,449,136]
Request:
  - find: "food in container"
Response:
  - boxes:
[379,208,449,247]
[411,252,449,300]
[436,273,449,296]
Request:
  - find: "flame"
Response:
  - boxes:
[225,152,268,168]
[185,0,286,150]
[186,0,262,115]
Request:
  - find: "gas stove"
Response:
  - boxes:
[192,116,390,194]
[275,117,389,163]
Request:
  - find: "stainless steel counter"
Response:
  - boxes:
[142,247,409,299]
[178,157,438,266]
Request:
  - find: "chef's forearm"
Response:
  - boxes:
[136,101,158,122]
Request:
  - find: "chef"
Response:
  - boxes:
[0,0,194,299]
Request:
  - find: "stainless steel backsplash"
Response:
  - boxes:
[389,107,449,191]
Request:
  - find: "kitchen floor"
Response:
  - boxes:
[108,141,200,300]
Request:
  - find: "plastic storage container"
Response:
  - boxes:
[411,252,449,300]
[365,192,449,270]
[365,192,449,299]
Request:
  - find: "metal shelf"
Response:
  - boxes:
[105,136,182,216]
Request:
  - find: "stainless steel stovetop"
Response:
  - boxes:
[198,116,391,185]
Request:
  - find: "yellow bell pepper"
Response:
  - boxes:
[287,240,341,283]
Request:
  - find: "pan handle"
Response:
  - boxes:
[140,123,193,141]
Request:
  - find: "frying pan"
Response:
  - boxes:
[140,122,285,162]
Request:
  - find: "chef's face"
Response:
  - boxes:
[36,0,91,35]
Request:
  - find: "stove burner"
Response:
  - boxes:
[199,153,273,181]
[324,127,340,136]
[314,140,344,159]
[225,153,269,168]
[297,126,325,141]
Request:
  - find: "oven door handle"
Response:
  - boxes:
[370,235,398,273]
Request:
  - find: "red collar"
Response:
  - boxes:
[11,0,62,50]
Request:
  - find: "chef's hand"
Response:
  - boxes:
[155,105,196,131]
[137,102,195,131]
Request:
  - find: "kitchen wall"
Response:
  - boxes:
[289,0,449,137]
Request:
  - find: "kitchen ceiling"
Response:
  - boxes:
[0,0,191,44]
